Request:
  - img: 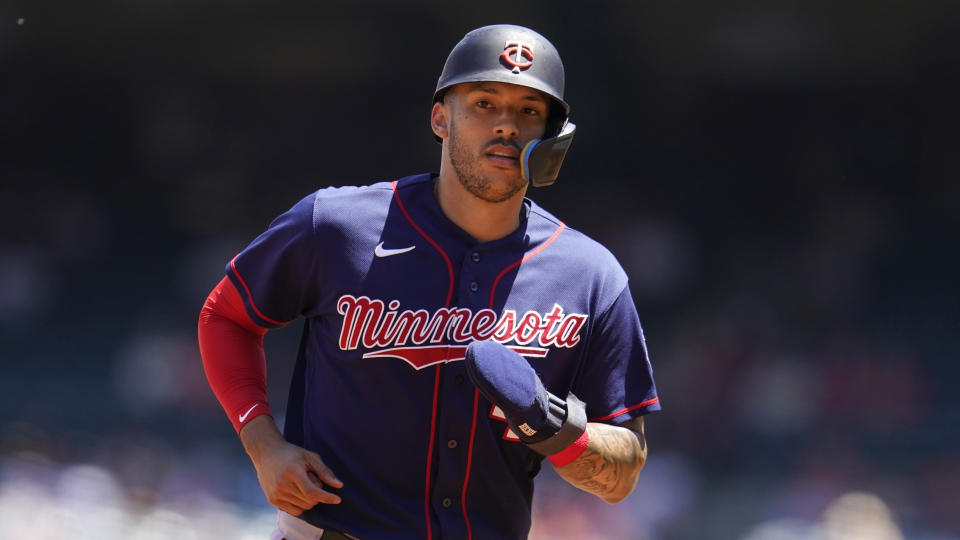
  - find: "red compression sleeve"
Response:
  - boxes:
[198,276,273,433]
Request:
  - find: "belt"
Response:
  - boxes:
[277,511,360,540]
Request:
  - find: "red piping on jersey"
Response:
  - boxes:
[589,397,661,422]
[229,257,287,327]
[424,364,442,540]
[392,180,455,307]
[489,222,566,307]
[461,389,480,540]
[391,180,457,540]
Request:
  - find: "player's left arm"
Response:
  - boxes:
[552,417,646,504]
[550,282,658,503]
[465,339,655,505]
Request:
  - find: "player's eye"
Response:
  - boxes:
[476,100,493,109]
[522,107,541,116]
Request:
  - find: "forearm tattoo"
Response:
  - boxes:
[555,422,646,502]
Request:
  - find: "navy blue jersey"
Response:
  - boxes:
[226,173,660,539]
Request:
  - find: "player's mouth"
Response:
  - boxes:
[484,145,520,168]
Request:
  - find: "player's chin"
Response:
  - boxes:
[477,178,526,203]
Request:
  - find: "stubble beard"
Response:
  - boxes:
[448,120,527,204]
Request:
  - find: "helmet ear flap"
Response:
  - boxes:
[521,121,576,187]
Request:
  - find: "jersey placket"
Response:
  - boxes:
[429,244,499,539]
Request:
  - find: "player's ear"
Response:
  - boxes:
[430,102,449,140]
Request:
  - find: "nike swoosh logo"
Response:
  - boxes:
[375,242,416,258]
[239,403,260,423]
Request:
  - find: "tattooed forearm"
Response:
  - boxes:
[553,420,647,504]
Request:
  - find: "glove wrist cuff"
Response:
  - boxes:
[547,429,590,467]
[525,393,587,457]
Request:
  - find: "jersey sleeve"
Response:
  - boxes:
[226,193,321,327]
[573,283,661,424]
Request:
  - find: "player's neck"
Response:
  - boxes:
[434,174,527,244]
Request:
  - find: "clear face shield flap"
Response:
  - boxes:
[520,121,576,187]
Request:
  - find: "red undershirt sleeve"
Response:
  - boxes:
[197,275,274,434]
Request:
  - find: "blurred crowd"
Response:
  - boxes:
[2,1,959,539]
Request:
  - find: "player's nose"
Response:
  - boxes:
[493,111,520,140]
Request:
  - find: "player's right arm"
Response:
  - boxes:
[198,276,343,514]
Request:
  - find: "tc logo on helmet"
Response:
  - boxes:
[500,41,534,73]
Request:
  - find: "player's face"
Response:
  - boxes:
[442,82,549,203]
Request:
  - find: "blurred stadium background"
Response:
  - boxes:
[2,1,958,539]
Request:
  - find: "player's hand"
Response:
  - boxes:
[240,415,344,515]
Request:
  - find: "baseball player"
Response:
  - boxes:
[198,24,660,540]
